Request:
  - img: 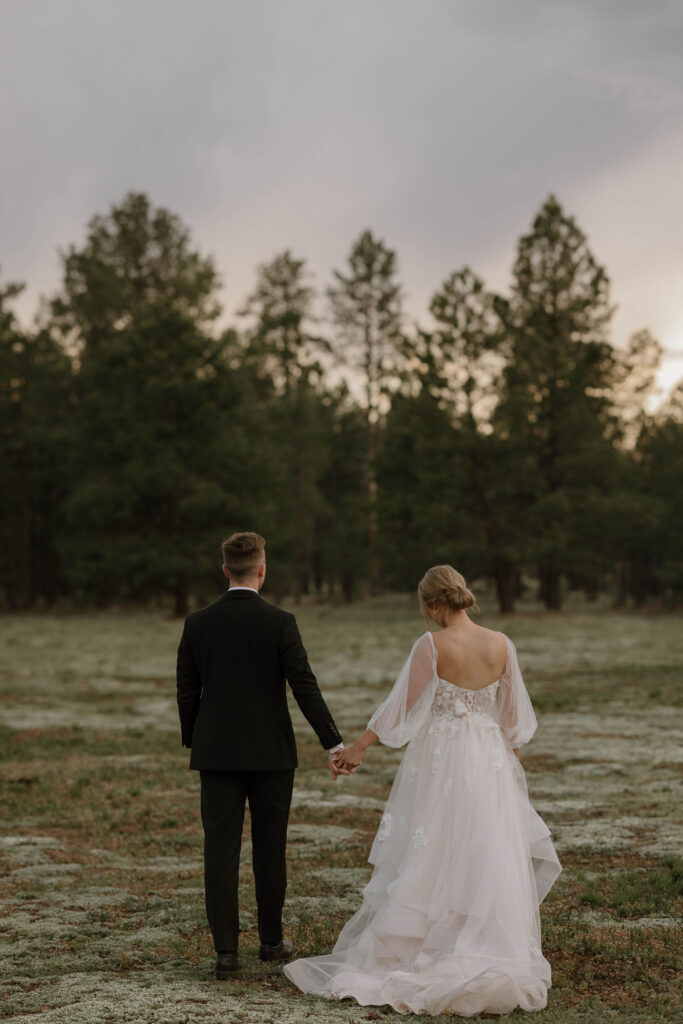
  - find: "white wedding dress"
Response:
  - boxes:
[284,631,561,1017]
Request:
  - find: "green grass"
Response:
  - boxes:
[0,594,682,1023]
[579,856,683,918]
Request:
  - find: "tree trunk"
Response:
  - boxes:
[492,557,515,614]
[468,436,515,614]
[612,560,627,608]
[631,552,648,607]
[21,443,35,608]
[366,406,380,595]
[538,565,562,610]
[342,568,355,602]
[513,566,523,600]
[293,408,313,602]
[367,476,379,595]
[173,579,188,617]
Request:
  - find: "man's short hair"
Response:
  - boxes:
[221,532,266,580]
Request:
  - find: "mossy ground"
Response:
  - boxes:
[1,594,681,1023]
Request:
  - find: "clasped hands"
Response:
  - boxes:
[327,739,366,781]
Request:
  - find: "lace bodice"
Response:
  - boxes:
[427,678,504,771]
[431,677,500,722]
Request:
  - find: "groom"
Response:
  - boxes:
[176,531,346,979]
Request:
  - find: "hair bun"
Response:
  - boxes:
[417,565,479,617]
[446,582,475,609]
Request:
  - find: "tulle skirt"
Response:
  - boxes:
[284,714,561,1016]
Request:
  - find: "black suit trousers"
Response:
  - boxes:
[200,768,295,952]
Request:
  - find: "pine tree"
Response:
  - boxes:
[327,230,404,591]
[377,387,470,590]
[0,274,73,607]
[52,194,243,615]
[623,381,683,604]
[495,196,618,609]
[238,251,331,599]
[238,249,328,395]
[316,386,369,601]
[425,267,517,611]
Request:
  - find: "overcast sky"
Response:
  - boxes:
[2,0,682,397]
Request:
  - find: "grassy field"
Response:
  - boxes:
[0,595,681,1023]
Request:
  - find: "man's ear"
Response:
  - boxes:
[222,565,230,580]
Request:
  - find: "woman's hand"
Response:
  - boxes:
[334,729,379,774]
[328,751,352,780]
[335,740,365,772]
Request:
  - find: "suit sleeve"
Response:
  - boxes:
[176,619,202,748]
[279,613,343,751]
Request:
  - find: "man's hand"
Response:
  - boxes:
[328,751,352,781]
[334,739,365,773]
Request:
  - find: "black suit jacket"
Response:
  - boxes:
[176,589,343,771]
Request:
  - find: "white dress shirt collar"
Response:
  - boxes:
[228,586,259,593]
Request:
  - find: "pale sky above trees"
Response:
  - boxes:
[2,0,682,397]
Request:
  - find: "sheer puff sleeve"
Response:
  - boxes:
[366,632,438,747]
[496,634,537,748]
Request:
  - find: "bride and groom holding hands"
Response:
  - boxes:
[176,531,561,1017]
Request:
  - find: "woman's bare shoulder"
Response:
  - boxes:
[432,623,506,652]
[431,628,442,647]
[475,624,508,658]
[467,621,506,641]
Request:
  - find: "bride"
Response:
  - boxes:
[284,565,562,1017]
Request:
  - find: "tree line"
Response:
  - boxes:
[1,192,681,615]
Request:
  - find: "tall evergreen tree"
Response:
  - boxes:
[612,328,663,446]
[327,230,404,591]
[238,251,332,599]
[317,387,371,601]
[494,196,618,608]
[377,387,471,590]
[0,275,73,607]
[53,194,244,614]
[424,267,518,611]
[604,329,663,606]
[52,191,220,352]
[621,381,683,604]
[238,249,328,394]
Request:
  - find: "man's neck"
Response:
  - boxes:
[228,582,259,592]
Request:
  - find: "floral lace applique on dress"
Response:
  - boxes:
[412,825,428,849]
[431,745,442,773]
[431,678,500,722]
[377,812,393,841]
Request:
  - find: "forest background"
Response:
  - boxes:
[1,189,681,616]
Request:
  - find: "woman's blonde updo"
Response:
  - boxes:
[418,565,479,623]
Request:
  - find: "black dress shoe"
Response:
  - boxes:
[259,937,294,962]
[215,951,241,978]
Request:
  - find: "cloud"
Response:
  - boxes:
[0,0,681,395]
